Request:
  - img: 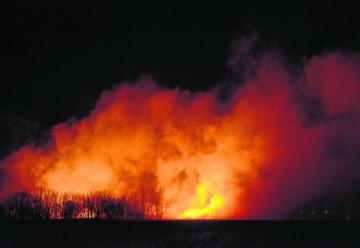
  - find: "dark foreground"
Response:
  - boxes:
[1,220,359,247]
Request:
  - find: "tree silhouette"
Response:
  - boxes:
[5,191,49,220]
[1,189,167,220]
[62,200,80,219]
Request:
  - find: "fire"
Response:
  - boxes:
[179,181,225,219]
[0,81,259,219]
[2,49,360,220]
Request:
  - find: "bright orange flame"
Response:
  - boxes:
[179,181,225,219]
[2,48,341,220]
[2,81,262,219]
[0,78,276,219]
[2,51,360,220]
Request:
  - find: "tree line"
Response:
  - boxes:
[0,189,167,220]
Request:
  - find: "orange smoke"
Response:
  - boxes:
[2,47,360,219]
[0,79,272,219]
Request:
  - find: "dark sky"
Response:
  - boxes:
[0,1,360,156]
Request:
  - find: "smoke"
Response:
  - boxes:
[1,40,360,219]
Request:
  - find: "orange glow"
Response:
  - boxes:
[1,81,264,219]
[179,181,225,219]
[3,51,356,219]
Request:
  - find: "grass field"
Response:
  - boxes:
[1,220,359,247]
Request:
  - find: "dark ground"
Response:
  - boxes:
[0,220,359,247]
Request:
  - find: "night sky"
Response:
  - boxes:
[0,1,360,157]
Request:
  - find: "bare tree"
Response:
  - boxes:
[5,191,49,220]
[1,188,167,220]
[62,200,80,219]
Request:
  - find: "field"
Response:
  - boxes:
[1,220,360,247]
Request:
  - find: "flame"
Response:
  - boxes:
[0,82,259,219]
[2,50,360,219]
[179,181,225,219]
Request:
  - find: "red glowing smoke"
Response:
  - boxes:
[1,42,360,219]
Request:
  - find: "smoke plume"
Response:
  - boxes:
[1,41,360,219]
